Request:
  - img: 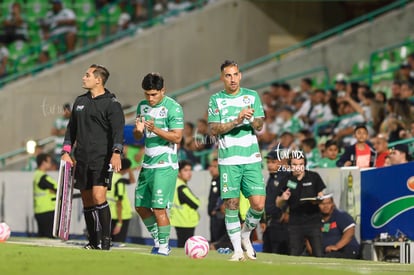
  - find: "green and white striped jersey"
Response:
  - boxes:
[136,96,184,169]
[208,88,264,165]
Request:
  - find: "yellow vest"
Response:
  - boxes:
[107,173,133,220]
[170,178,200,228]
[33,170,58,214]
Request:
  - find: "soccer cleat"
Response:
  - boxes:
[228,251,245,262]
[84,243,101,250]
[101,237,111,251]
[157,246,171,256]
[241,237,257,260]
[151,246,159,254]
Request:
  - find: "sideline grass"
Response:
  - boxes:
[1,238,414,275]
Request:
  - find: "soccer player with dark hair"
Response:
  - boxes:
[134,72,184,256]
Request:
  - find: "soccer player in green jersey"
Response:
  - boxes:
[208,60,266,261]
[133,73,184,256]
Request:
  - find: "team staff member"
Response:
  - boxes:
[208,60,266,261]
[134,72,184,256]
[262,151,289,254]
[276,155,326,257]
[170,160,200,247]
[62,64,125,250]
[107,158,135,243]
[33,153,58,238]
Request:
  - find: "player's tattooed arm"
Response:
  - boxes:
[251,117,264,131]
[209,121,239,136]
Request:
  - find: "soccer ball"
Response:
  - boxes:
[184,235,209,259]
[0,222,11,242]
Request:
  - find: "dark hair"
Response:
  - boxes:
[280,83,291,91]
[178,159,193,171]
[220,60,238,72]
[36,153,51,168]
[90,64,110,85]
[302,137,316,149]
[325,139,339,149]
[270,82,280,88]
[287,152,307,166]
[142,72,164,91]
[302,78,313,86]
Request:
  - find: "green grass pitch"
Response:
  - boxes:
[1,238,414,275]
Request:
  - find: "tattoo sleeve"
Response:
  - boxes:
[251,117,264,131]
[209,120,238,136]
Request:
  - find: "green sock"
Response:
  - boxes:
[158,225,171,249]
[225,208,242,253]
[143,215,159,247]
[241,208,264,239]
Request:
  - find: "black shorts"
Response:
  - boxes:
[74,161,113,190]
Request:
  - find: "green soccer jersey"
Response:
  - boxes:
[136,96,184,169]
[208,88,264,165]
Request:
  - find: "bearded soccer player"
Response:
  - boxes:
[207,60,265,261]
[134,72,184,256]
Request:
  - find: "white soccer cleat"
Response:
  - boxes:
[228,251,246,262]
[241,237,257,260]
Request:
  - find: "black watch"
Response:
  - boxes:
[113,149,122,154]
[61,150,70,156]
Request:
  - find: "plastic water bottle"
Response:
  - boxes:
[217,247,232,254]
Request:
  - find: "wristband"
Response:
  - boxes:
[116,222,123,227]
[113,149,122,154]
[61,150,70,156]
[62,145,71,153]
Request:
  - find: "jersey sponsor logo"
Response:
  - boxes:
[76,105,85,111]
[143,106,150,113]
[176,107,181,113]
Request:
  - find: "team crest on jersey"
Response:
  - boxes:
[222,184,229,193]
[243,96,251,105]
[159,107,166,117]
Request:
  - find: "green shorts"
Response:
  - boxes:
[219,162,265,199]
[135,166,178,209]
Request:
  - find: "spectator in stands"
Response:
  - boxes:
[298,77,313,99]
[375,91,387,104]
[295,89,333,129]
[334,79,347,96]
[388,144,411,165]
[269,82,280,105]
[51,103,71,163]
[118,1,132,32]
[278,83,293,106]
[332,101,365,146]
[279,105,303,135]
[390,80,402,99]
[170,160,200,247]
[394,63,414,85]
[195,118,213,151]
[42,0,77,54]
[257,104,281,150]
[301,137,321,168]
[207,158,226,243]
[0,43,9,78]
[0,2,28,45]
[336,124,376,168]
[400,81,414,100]
[380,98,412,142]
[261,91,273,111]
[315,139,340,168]
[262,150,289,255]
[319,196,360,259]
[372,134,389,168]
[407,52,414,79]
